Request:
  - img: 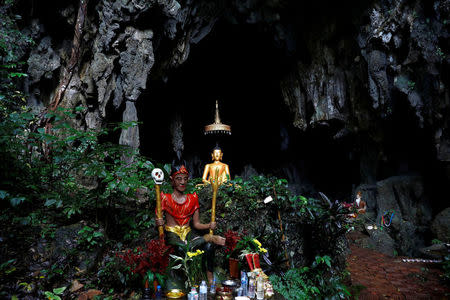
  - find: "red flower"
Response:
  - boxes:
[224,230,241,254]
[117,239,173,277]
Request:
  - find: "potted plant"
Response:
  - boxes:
[224,230,268,277]
[224,230,243,278]
[236,236,267,271]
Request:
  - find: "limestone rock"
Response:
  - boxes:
[281,45,349,130]
[119,101,140,149]
[27,36,61,83]
[119,28,154,102]
[419,243,450,259]
[87,52,117,117]
[170,114,184,158]
[431,207,450,242]
[374,176,432,256]
[366,228,396,257]
[375,176,432,225]
[367,50,388,110]
[358,176,434,256]
[395,220,424,257]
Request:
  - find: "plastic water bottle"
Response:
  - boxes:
[209,276,216,294]
[248,273,256,298]
[188,287,198,300]
[256,275,264,300]
[199,280,208,300]
[241,271,248,296]
[155,285,162,300]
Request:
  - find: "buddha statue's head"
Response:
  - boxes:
[211,147,223,162]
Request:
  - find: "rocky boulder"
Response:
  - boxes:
[419,243,449,259]
[366,228,396,257]
[375,176,432,225]
[431,207,450,242]
[357,175,433,256]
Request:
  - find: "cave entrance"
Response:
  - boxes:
[137,19,360,200]
[138,21,290,179]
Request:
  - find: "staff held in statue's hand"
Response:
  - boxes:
[209,168,219,235]
[151,168,165,241]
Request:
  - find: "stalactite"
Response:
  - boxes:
[170,114,184,160]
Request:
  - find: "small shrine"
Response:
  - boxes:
[124,100,274,299]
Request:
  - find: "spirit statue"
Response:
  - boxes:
[155,162,225,285]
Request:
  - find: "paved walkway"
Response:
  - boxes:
[347,231,449,299]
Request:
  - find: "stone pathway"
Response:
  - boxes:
[347,231,450,299]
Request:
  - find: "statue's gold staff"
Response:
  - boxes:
[209,168,220,235]
[151,168,165,241]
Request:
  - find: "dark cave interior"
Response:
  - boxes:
[137,18,447,206]
[138,21,289,176]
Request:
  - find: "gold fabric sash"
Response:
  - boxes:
[165,225,191,241]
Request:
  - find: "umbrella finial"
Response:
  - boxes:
[204,100,231,135]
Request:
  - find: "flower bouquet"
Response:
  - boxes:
[169,243,206,288]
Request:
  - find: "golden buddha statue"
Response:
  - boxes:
[202,147,230,185]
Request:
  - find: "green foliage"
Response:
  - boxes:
[117,210,155,242]
[44,286,66,300]
[0,102,157,225]
[78,225,104,250]
[209,175,291,223]
[198,174,349,269]
[41,264,64,282]
[97,255,136,291]
[301,194,350,258]
[219,176,290,211]
[0,4,33,62]
[0,259,16,276]
[0,2,32,115]
[269,255,350,300]
[40,222,57,239]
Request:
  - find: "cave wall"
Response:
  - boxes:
[15,0,450,204]
[23,0,221,143]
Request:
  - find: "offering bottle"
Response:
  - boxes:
[199,281,208,300]
[256,275,264,300]
[248,273,256,299]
